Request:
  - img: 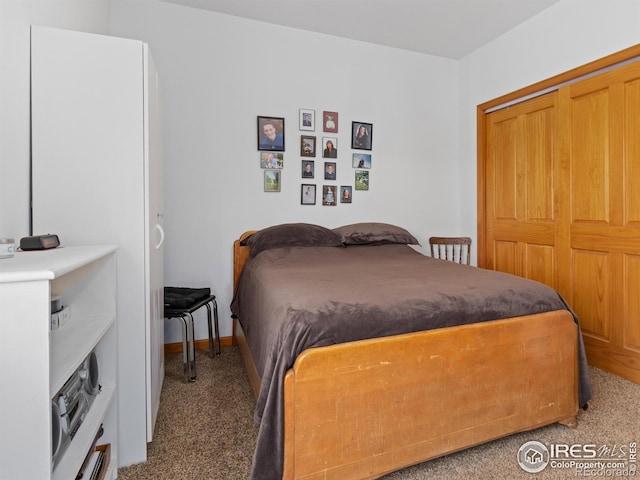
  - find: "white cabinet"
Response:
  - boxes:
[30,26,164,466]
[0,245,118,480]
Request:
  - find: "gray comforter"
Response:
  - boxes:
[230,244,592,480]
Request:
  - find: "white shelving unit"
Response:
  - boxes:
[0,245,118,480]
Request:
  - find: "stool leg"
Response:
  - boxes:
[205,302,215,358]
[179,316,190,383]
[212,297,221,355]
[186,312,197,381]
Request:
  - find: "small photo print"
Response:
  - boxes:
[352,121,372,150]
[323,111,338,133]
[324,162,336,180]
[300,135,316,157]
[322,185,337,206]
[355,170,369,191]
[322,137,338,158]
[302,160,315,178]
[264,169,281,192]
[257,116,285,151]
[260,152,283,169]
[340,186,352,203]
[299,109,315,131]
[301,184,316,205]
[352,153,371,169]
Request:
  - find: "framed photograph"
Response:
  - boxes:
[301,160,315,178]
[260,152,283,169]
[299,109,315,131]
[324,161,336,180]
[322,137,338,158]
[257,116,285,151]
[322,185,337,206]
[301,184,316,205]
[300,135,316,157]
[352,121,372,150]
[352,153,371,169]
[355,170,369,190]
[264,169,281,192]
[340,186,352,203]
[323,111,338,133]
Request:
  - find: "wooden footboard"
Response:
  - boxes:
[235,310,578,480]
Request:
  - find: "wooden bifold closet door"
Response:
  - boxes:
[483,60,640,383]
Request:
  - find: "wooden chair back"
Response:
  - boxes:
[429,236,472,265]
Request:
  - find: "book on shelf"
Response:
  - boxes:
[89,449,104,480]
[75,425,113,480]
[75,425,103,480]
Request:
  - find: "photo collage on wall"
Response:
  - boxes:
[257,109,373,205]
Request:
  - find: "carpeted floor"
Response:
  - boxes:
[117,348,638,480]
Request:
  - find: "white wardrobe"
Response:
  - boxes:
[30,26,165,467]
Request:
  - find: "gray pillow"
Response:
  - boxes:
[242,223,343,257]
[333,222,419,246]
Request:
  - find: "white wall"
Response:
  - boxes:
[7,0,638,345]
[0,0,110,241]
[109,0,462,342]
[0,1,31,241]
[459,0,640,246]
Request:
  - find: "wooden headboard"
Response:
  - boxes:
[233,230,257,291]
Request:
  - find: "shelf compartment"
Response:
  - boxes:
[50,313,116,397]
[52,385,115,480]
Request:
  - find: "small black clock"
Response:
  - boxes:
[20,234,61,251]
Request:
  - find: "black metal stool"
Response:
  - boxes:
[164,287,221,382]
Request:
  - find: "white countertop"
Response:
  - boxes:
[0,245,118,283]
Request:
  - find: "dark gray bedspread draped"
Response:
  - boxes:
[230,244,592,480]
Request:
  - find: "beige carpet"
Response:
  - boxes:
[118,348,638,480]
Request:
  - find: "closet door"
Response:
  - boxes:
[483,61,640,383]
[485,92,559,289]
[144,46,165,440]
[560,61,640,383]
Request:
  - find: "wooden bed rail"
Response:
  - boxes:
[233,230,256,291]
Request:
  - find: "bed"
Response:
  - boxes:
[230,223,592,480]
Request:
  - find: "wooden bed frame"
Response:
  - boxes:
[233,231,579,480]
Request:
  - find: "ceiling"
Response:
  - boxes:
[158,0,560,59]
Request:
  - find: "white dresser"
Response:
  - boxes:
[0,246,118,480]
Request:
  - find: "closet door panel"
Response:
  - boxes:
[624,78,640,225]
[565,61,640,382]
[571,224,640,253]
[524,244,554,287]
[485,92,558,285]
[493,240,517,275]
[490,116,518,220]
[624,254,640,352]
[524,109,554,222]
[571,249,610,341]
[569,89,610,224]
[144,47,164,441]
